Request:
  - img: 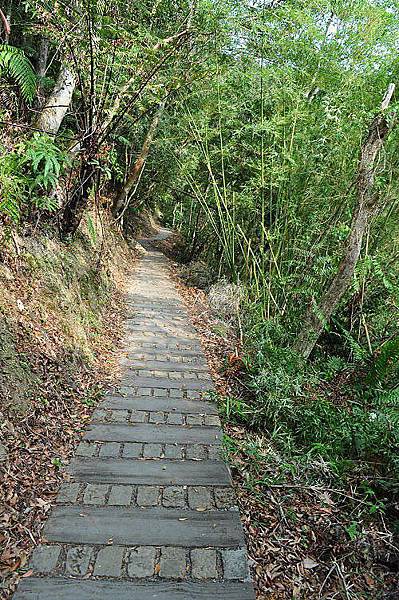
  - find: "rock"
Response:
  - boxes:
[0,444,8,462]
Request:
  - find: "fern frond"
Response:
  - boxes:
[0,189,20,222]
[0,44,36,102]
[374,387,399,408]
[367,336,399,387]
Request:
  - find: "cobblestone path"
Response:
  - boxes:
[14,234,255,599]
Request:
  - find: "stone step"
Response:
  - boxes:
[126,318,195,328]
[115,386,201,398]
[11,244,254,600]
[126,327,197,339]
[124,338,201,350]
[122,360,209,372]
[56,481,235,508]
[75,440,222,461]
[84,423,221,444]
[68,457,231,486]
[43,506,246,547]
[122,350,206,360]
[121,343,202,352]
[127,300,184,308]
[91,408,220,427]
[14,577,255,599]
[102,396,218,414]
[120,376,213,390]
[127,304,186,311]
[121,351,207,363]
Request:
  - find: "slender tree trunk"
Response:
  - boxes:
[36,37,49,78]
[0,8,10,38]
[112,100,166,217]
[36,37,49,106]
[61,162,94,238]
[35,64,75,135]
[294,84,396,359]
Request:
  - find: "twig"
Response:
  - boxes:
[334,561,352,600]
[267,484,371,507]
[318,563,337,599]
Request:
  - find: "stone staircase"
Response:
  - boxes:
[13,240,255,599]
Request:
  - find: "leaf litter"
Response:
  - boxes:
[170,260,399,600]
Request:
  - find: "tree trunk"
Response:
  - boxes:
[112,100,165,217]
[36,37,50,106]
[35,64,75,135]
[36,37,49,78]
[294,84,396,359]
[0,8,10,38]
[61,163,94,238]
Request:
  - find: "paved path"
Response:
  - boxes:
[14,233,255,599]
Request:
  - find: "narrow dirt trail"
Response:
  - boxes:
[13,232,254,599]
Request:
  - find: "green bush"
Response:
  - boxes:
[242,315,399,479]
[0,133,69,222]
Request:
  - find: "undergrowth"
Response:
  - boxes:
[221,310,399,486]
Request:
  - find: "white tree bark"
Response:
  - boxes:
[35,65,76,135]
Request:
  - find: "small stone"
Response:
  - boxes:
[191,548,218,579]
[183,372,196,380]
[127,546,156,578]
[109,410,129,423]
[163,445,183,459]
[99,442,120,458]
[185,445,206,460]
[167,413,183,425]
[149,411,165,424]
[159,547,187,579]
[186,415,203,426]
[83,484,108,505]
[108,485,132,506]
[123,443,142,458]
[188,487,213,510]
[75,442,95,457]
[143,444,163,458]
[169,372,183,380]
[94,546,124,577]
[197,373,212,381]
[130,411,146,423]
[221,548,250,580]
[204,415,220,427]
[57,482,80,504]
[136,486,160,506]
[162,486,186,508]
[31,545,61,573]
[66,546,92,576]
[138,387,151,396]
[208,446,222,460]
[0,444,8,462]
[92,409,107,421]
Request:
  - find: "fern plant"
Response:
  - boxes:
[0,44,36,101]
[366,336,399,388]
[0,134,69,222]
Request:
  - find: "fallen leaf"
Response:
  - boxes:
[302,557,318,569]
